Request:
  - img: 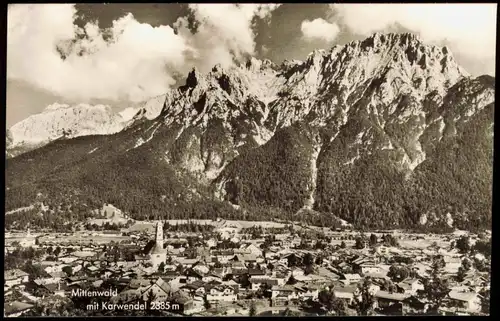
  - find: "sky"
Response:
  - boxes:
[6,3,497,127]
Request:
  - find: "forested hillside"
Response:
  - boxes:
[5,33,494,232]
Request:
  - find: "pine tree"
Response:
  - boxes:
[420,256,450,314]
[249,300,257,316]
[353,278,375,316]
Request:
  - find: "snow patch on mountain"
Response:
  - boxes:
[6,204,36,215]
[304,139,322,210]
[119,107,140,122]
[88,147,99,154]
[9,103,126,147]
[343,155,361,166]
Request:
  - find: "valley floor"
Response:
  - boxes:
[4,219,490,317]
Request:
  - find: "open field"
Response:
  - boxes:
[125,219,288,233]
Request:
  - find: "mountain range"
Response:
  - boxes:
[5,32,494,232]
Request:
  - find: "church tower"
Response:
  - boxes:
[148,221,167,269]
[155,221,164,248]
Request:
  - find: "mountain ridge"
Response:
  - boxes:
[5,32,494,232]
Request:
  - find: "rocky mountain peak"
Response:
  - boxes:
[181,67,204,91]
[244,57,278,72]
[44,102,72,112]
[8,32,472,160]
[7,103,130,156]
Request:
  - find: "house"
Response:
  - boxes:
[202,274,223,284]
[375,245,391,255]
[341,273,362,284]
[271,285,300,306]
[184,269,204,284]
[333,286,359,305]
[212,267,229,278]
[40,261,62,273]
[26,279,55,298]
[291,268,305,277]
[206,284,238,303]
[373,290,410,313]
[249,277,280,291]
[281,239,292,248]
[134,255,149,264]
[352,256,369,266]
[58,255,79,264]
[33,280,66,298]
[192,262,210,275]
[241,244,262,256]
[463,275,489,289]
[168,276,188,292]
[170,290,195,312]
[181,280,207,297]
[4,301,34,317]
[242,254,258,263]
[112,287,142,304]
[215,254,234,264]
[359,263,382,274]
[364,272,389,281]
[5,269,29,287]
[397,279,424,296]
[290,238,302,247]
[368,283,381,295]
[446,291,482,313]
[174,258,199,268]
[248,268,266,277]
[412,263,431,278]
[33,276,61,286]
[315,267,341,281]
[206,238,217,248]
[86,265,100,275]
[164,264,177,272]
[444,257,462,274]
[141,277,172,302]
[231,261,248,274]
[402,296,427,315]
[293,284,320,301]
[102,268,116,279]
[338,262,350,270]
[184,295,205,315]
[48,271,66,281]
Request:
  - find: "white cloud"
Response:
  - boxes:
[330,4,497,65]
[301,18,340,42]
[253,4,282,19]
[7,4,189,103]
[7,4,281,103]
[174,4,282,72]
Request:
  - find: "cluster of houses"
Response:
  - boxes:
[4,221,490,316]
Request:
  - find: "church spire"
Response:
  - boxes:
[155,221,164,248]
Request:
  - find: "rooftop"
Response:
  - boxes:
[374,290,409,301]
[4,301,35,315]
[448,291,479,302]
[5,269,29,280]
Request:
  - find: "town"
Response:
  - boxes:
[4,207,491,317]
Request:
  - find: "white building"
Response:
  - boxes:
[148,222,168,269]
[4,269,29,287]
[206,285,238,303]
[447,291,482,313]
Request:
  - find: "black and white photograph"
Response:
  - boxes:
[4,3,495,317]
